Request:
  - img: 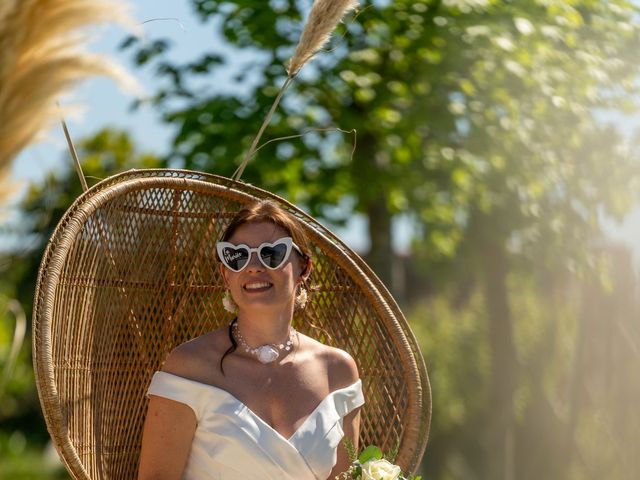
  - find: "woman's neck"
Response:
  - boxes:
[235,309,293,347]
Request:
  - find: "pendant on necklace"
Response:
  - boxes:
[256,345,280,364]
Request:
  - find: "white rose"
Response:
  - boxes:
[360,459,402,480]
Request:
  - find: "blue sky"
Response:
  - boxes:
[7,0,640,258]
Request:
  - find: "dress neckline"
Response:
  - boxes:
[154,371,362,444]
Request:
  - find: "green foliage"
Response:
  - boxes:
[383,439,400,464]
[124,0,640,278]
[0,431,69,479]
[408,266,640,479]
[343,436,358,463]
[410,290,489,476]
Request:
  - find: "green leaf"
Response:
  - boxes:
[358,445,383,464]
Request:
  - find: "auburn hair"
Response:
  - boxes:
[219,200,312,258]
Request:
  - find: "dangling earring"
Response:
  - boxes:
[222,289,238,313]
[295,285,308,309]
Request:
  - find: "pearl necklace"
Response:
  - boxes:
[232,320,295,364]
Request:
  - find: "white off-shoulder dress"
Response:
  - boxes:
[147,371,365,480]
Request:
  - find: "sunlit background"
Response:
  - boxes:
[1,0,640,479]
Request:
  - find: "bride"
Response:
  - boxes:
[138,200,364,480]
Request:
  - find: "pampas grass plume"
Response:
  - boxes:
[287,0,359,77]
[235,0,359,180]
[0,0,140,203]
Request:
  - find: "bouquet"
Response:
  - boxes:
[335,441,422,480]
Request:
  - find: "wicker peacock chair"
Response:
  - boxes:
[32,169,431,479]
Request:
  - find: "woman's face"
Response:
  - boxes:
[221,221,306,313]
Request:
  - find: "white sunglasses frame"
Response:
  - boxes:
[216,236,305,272]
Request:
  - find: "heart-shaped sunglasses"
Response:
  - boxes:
[216,237,305,272]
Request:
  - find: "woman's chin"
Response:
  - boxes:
[238,296,293,313]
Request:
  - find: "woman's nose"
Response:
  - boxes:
[245,252,264,271]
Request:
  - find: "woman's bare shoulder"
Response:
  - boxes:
[325,345,359,389]
[161,326,231,382]
[298,333,359,390]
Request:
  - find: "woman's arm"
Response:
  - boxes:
[329,407,362,479]
[138,336,211,479]
[138,345,201,479]
[137,395,197,480]
[326,346,362,479]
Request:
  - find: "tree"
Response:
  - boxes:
[124,1,640,478]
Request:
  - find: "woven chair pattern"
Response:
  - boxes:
[32,170,431,479]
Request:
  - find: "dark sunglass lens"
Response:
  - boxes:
[260,244,288,268]
[222,246,249,271]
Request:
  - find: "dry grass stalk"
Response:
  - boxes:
[0,0,139,203]
[287,0,359,77]
[235,0,359,180]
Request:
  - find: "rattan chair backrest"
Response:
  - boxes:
[32,169,430,479]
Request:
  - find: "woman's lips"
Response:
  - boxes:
[243,281,272,291]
